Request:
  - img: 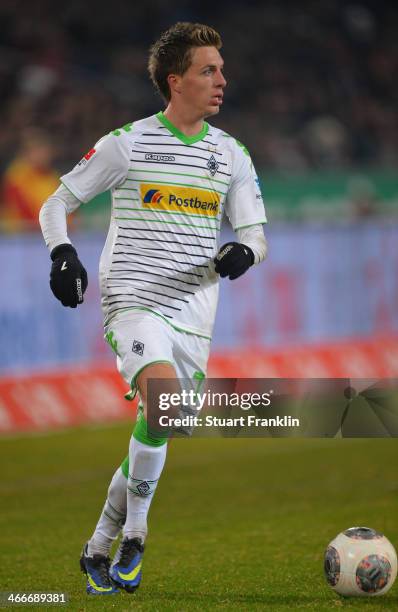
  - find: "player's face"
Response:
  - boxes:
[175,46,227,119]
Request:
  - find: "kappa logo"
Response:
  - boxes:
[132,340,145,356]
[145,153,175,162]
[207,154,219,177]
[218,244,234,260]
[76,278,83,301]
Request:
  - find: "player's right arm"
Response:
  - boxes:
[39,132,130,307]
[215,136,267,280]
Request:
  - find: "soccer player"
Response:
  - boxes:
[39,22,267,595]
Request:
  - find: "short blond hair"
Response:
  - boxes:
[148,22,222,102]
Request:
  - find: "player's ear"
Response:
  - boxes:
[167,74,182,96]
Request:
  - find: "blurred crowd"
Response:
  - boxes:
[1,0,397,229]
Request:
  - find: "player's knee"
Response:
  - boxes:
[136,361,180,422]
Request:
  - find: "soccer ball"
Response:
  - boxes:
[324,527,397,597]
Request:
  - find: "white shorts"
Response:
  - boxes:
[105,310,211,396]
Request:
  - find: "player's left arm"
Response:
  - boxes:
[215,139,267,280]
[214,225,267,280]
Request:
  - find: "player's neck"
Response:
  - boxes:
[162,105,205,137]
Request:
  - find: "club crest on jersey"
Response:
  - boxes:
[207,154,219,176]
[132,340,144,356]
[141,184,220,217]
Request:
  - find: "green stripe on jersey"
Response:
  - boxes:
[114,216,220,231]
[113,206,219,222]
[129,168,230,187]
[123,177,227,197]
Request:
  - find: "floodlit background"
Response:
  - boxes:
[1,3,398,608]
[0,0,397,420]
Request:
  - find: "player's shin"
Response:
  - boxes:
[123,417,168,542]
[88,466,127,556]
[109,413,168,592]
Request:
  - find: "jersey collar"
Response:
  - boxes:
[156,111,209,145]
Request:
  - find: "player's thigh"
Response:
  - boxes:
[170,331,211,434]
[173,330,211,382]
[136,361,182,420]
[106,311,175,405]
[136,332,210,424]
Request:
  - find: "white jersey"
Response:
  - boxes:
[61,112,267,339]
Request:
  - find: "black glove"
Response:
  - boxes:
[50,243,88,308]
[214,242,254,280]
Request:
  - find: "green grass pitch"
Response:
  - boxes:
[0,424,397,611]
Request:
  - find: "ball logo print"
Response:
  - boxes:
[324,527,397,597]
[344,527,383,540]
[356,554,392,593]
[324,546,340,587]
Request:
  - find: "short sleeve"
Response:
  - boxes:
[60,133,130,203]
[224,140,267,230]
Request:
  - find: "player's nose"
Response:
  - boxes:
[216,69,227,88]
